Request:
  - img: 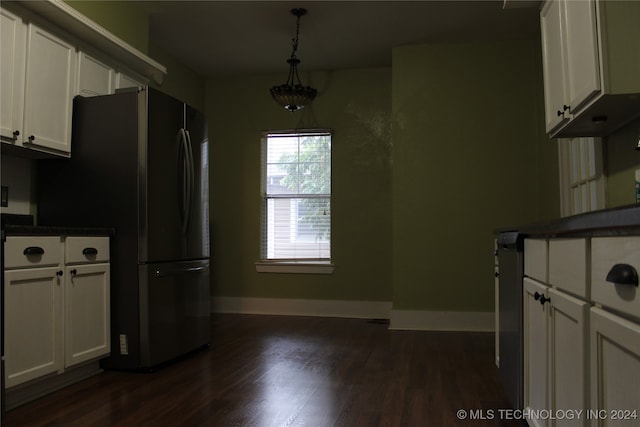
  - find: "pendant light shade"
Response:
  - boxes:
[270,8,317,112]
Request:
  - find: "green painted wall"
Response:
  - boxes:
[65,1,149,54]
[391,40,557,312]
[205,69,393,301]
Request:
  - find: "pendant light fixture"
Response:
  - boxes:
[270,8,317,112]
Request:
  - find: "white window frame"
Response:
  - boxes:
[558,137,606,217]
[255,129,334,274]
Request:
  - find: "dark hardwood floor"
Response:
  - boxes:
[3,314,522,426]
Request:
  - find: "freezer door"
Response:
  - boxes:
[140,259,210,367]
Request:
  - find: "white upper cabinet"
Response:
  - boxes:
[540,0,640,138]
[115,72,144,91]
[22,23,77,156]
[77,51,145,97]
[1,11,77,157]
[0,8,26,143]
[562,0,600,118]
[540,0,569,133]
[77,51,115,97]
[0,2,163,158]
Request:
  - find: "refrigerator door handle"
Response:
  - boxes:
[184,129,195,232]
[178,128,192,234]
[154,265,209,278]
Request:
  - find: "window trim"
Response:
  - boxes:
[254,260,335,274]
[258,129,333,273]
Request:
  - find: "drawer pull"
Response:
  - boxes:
[82,247,98,256]
[605,264,638,287]
[23,246,44,256]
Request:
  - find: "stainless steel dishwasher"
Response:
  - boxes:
[496,230,524,411]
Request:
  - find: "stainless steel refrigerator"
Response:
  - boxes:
[37,87,210,370]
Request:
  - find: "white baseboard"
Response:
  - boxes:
[211,297,392,319]
[211,297,495,332]
[389,309,494,332]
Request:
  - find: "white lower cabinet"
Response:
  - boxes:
[524,278,590,427]
[3,235,110,393]
[548,288,589,427]
[64,256,110,367]
[524,278,550,427]
[4,266,63,388]
[524,236,640,427]
[590,308,640,426]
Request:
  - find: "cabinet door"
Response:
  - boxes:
[563,0,600,115]
[23,23,76,155]
[548,288,589,427]
[590,308,640,426]
[77,51,114,97]
[4,267,63,388]
[115,72,144,90]
[65,263,110,367]
[524,278,550,427]
[540,0,569,132]
[0,7,26,142]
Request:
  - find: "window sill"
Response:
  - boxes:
[255,261,334,274]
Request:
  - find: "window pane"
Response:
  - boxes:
[572,186,581,214]
[266,197,330,259]
[587,138,596,178]
[579,138,588,180]
[571,140,579,184]
[589,181,598,211]
[263,131,331,260]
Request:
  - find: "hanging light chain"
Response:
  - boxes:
[270,8,317,112]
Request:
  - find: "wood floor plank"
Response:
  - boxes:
[3,314,522,426]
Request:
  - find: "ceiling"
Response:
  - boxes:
[144,1,541,77]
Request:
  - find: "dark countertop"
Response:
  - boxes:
[496,204,640,237]
[1,214,113,238]
[3,224,114,237]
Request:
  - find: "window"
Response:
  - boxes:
[558,137,606,217]
[260,130,332,266]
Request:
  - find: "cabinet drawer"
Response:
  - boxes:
[591,237,640,319]
[525,239,548,283]
[549,238,588,298]
[65,236,109,264]
[4,236,62,268]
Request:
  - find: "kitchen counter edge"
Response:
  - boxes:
[495,204,640,238]
[2,225,115,237]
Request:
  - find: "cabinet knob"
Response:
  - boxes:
[56,270,63,277]
[12,130,20,138]
[495,271,500,278]
[605,264,638,287]
[70,269,77,276]
[28,135,35,143]
[557,105,571,117]
[534,291,551,305]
